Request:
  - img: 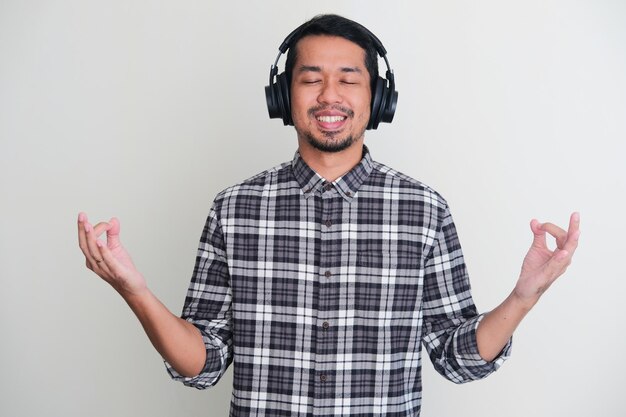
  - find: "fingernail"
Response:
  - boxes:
[78,213,84,222]
[96,240,104,248]
[84,223,92,233]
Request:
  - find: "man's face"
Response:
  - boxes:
[290,35,372,153]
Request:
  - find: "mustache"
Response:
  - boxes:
[307,105,355,119]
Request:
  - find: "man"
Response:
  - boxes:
[78,14,579,416]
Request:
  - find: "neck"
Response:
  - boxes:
[297,138,364,182]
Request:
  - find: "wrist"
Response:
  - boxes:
[117,284,152,307]
[509,288,540,312]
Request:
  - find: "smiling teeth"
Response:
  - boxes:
[317,116,346,123]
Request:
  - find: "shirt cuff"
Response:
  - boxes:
[454,313,512,372]
[163,320,225,390]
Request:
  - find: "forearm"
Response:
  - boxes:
[78,214,208,377]
[122,289,206,377]
[477,213,581,362]
[476,291,535,362]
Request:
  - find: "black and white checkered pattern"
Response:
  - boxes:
[166,147,511,416]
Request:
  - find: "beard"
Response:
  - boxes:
[299,105,366,153]
[303,130,357,153]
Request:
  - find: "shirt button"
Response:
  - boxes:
[325,220,332,227]
[322,321,329,329]
[320,374,327,382]
[346,191,352,197]
[323,182,332,191]
[324,270,331,278]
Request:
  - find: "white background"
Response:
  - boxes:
[1,1,624,416]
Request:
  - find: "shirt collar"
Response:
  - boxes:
[291,145,374,202]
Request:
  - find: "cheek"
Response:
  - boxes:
[360,89,372,111]
[289,91,314,128]
[290,89,311,115]
[360,94,372,121]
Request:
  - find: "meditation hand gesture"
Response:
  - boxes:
[514,212,580,308]
[77,212,148,298]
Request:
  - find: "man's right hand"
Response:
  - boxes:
[77,212,148,298]
[77,212,207,377]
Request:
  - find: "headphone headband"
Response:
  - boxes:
[280,20,387,56]
[265,18,398,130]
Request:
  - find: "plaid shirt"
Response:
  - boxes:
[166,146,511,416]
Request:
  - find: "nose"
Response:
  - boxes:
[317,81,342,105]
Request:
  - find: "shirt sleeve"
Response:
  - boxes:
[164,205,234,389]
[421,204,511,384]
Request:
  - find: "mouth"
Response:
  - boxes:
[316,114,347,130]
[316,115,347,123]
[311,107,353,131]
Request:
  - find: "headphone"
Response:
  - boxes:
[265,21,398,130]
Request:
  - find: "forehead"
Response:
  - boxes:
[293,35,367,70]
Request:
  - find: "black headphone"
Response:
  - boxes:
[265,21,398,130]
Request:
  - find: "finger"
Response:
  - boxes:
[96,238,120,278]
[78,212,87,246]
[530,219,547,248]
[562,212,581,254]
[84,221,108,265]
[93,221,111,236]
[567,212,581,241]
[568,212,580,234]
[94,239,115,277]
[85,256,106,273]
[541,222,568,249]
[543,248,573,279]
[78,212,92,258]
[106,217,122,249]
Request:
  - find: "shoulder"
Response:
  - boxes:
[212,160,293,208]
[367,160,449,210]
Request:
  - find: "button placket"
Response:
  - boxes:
[316,181,337,399]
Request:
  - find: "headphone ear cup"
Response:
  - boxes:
[368,76,386,130]
[276,72,292,126]
[265,83,280,120]
[265,72,292,125]
[381,88,398,124]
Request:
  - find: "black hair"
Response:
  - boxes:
[284,14,379,95]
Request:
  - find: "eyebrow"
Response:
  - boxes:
[297,65,363,74]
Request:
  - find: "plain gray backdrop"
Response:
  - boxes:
[1,1,624,416]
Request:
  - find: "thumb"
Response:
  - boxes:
[106,217,122,248]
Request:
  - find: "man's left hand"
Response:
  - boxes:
[513,212,580,309]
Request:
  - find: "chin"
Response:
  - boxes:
[305,131,357,153]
